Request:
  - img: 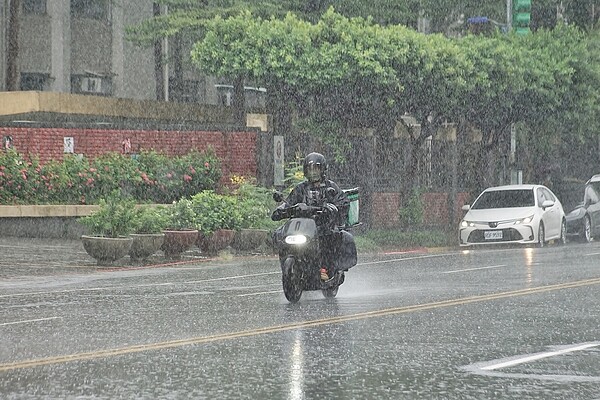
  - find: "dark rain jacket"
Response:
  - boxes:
[271,179,349,226]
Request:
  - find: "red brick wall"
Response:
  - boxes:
[372,191,472,228]
[0,127,257,180]
[372,192,401,227]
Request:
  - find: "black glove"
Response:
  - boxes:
[271,205,289,221]
[324,203,338,214]
[296,203,309,212]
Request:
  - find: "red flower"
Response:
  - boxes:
[183,174,192,182]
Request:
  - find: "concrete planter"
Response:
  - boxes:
[198,229,236,254]
[161,229,198,259]
[81,235,133,265]
[129,233,165,261]
[232,229,270,251]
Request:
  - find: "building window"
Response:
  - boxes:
[70,0,109,20]
[71,75,112,96]
[20,73,50,91]
[23,0,46,14]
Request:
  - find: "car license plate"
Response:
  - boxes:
[484,230,502,240]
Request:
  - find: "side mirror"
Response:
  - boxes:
[273,191,285,202]
[541,199,554,209]
[461,204,471,211]
[326,187,337,201]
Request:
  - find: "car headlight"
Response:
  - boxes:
[514,215,534,225]
[285,235,307,245]
[461,220,474,227]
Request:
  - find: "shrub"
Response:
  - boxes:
[0,149,222,205]
[132,205,169,234]
[399,188,424,228]
[165,198,197,230]
[231,177,280,230]
[190,190,242,235]
[78,190,138,237]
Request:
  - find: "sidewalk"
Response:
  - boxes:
[0,236,440,280]
[0,236,275,279]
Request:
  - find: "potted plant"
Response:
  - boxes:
[78,191,137,265]
[190,190,241,254]
[230,180,278,252]
[129,205,169,261]
[161,198,199,258]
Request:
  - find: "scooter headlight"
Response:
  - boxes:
[285,235,307,245]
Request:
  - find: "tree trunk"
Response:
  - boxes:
[153,3,164,100]
[403,119,437,196]
[232,76,245,127]
[7,0,21,91]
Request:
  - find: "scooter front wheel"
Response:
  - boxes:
[282,256,302,303]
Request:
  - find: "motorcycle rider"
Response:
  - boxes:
[271,152,357,281]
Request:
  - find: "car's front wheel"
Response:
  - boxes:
[580,215,592,243]
[537,223,545,248]
[558,219,567,245]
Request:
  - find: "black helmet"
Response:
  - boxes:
[303,152,327,183]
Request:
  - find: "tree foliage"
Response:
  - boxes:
[190,8,600,190]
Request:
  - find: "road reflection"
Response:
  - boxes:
[288,330,305,400]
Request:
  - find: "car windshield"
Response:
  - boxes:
[471,189,535,209]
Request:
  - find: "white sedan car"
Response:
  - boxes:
[459,184,566,247]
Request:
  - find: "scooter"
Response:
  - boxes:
[272,191,357,303]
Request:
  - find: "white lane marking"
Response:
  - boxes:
[585,252,600,256]
[0,316,61,326]
[360,253,453,266]
[184,272,278,284]
[0,272,280,299]
[237,290,281,297]
[443,265,506,274]
[481,342,600,371]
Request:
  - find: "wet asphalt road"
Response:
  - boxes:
[0,238,599,399]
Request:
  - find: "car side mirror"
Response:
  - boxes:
[541,199,554,209]
[273,191,285,202]
[326,187,337,201]
[461,204,471,211]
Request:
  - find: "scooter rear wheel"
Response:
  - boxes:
[322,286,338,298]
[282,256,302,303]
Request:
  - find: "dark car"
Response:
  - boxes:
[555,175,600,242]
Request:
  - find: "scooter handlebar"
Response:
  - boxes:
[291,203,323,217]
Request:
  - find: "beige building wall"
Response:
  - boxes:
[0,0,220,103]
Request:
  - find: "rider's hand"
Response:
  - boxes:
[324,203,338,214]
[296,202,309,212]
